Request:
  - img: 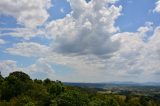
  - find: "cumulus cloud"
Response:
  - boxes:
[44,23,160,82]
[107,23,160,82]
[154,0,160,13]
[29,54,109,82]
[0,0,52,28]
[46,0,122,57]
[0,60,22,77]
[4,24,160,82]
[0,59,55,80]
[1,0,160,82]
[147,26,160,62]
[6,42,50,57]
[27,58,55,79]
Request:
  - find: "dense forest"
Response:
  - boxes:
[0,71,160,106]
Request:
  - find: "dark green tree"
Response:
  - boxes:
[9,71,31,81]
[56,90,89,106]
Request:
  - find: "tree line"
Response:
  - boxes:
[0,71,159,106]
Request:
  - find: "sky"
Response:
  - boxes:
[0,0,160,83]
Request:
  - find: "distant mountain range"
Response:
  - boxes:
[63,82,160,89]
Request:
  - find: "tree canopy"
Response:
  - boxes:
[0,71,159,106]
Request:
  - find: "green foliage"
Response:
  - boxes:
[9,95,35,106]
[127,97,142,106]
[0,73,4,84]
[9,71,31,81]
[0,71,159,106]
[89,95,120,106]
[1,74,32,100]
[56,90,89,106]
[34,79,42,84]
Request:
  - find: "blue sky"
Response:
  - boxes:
[116,0,159,31]
[0,0,160,82]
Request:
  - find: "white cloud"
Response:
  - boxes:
[0,59,55,80]
[0,0,51,39]
[3,24,160,82]
[46,0,122,57]
[0,39,5,45]
[0,0,52,28]
[154,0,160,13]
[42,23,160,82]
[0,28,45,40]
[27,58,55,79]
[1,0,160,82]
[6,42,50,57]
[29,55,109,82]
[147,26,160,63]
[47,23,160,82]
[108,24,160,82]
[0,60,22,77]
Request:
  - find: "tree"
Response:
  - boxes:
[34,79,42,84]
[56,90,89,106]
[127,97,142,106]
[1,72,32,100]
[0,71,4,85]
[9,71,31,81]
[43,78,51,85]
[1,75,28,100]
[9,95,36,106]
